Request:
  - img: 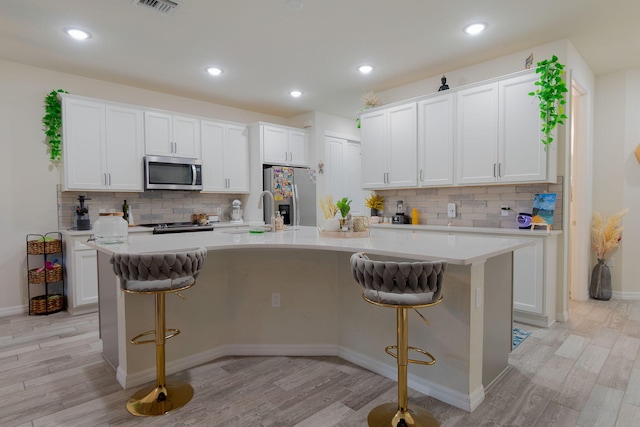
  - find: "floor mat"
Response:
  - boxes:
[513,328,532,349]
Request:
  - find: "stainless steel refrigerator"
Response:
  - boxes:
[263,166,316,227]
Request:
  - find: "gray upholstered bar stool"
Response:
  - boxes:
[110,247,207,417]
[350,252,446,427]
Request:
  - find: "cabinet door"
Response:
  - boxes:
[172,115,200,159]
[262,125,289,165]
[513,238,544,314]
[499,74,547,182]
[144,111,173,156]
[360,109,388,188]
[225,124,250,192]
[74,249,98,306]
[288,129,308,166]
[418,95,453,186]
[325,136,345,204]
[387,103,418,187]
[201,120,226,191]
[105,105,144,191]
[62,97,107,190]
[455,83,499,185]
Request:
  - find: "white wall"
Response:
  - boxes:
[0,59,285,315]
[592,71,640,298]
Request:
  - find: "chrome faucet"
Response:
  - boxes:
[258,190,276,231]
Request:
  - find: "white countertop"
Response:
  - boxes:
[86,226,534,265]
[371,223,562,236]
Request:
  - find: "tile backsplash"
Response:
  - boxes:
[373,177,564,230]
[57,185,248,229]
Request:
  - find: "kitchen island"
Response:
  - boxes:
[89,226,533,412]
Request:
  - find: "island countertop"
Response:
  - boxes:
[87,225,533,265]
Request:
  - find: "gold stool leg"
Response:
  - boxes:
[368,308,439,427]
[126,293,194,416]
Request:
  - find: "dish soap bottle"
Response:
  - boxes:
[411,208,419,225]
[275,211,284,231]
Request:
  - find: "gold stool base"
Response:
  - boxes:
[368,402,439,427]
[126,381,194,416]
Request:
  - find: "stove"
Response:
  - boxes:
[139,222,214,234]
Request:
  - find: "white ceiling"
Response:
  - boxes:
[1,0,638,119]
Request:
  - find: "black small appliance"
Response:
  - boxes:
[74,195,91,230]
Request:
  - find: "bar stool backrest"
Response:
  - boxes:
[350,252,446,306]
[110,247,207,293]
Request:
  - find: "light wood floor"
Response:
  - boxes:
[2,299,640,426]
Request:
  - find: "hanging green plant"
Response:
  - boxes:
[42,89,68,161]
[528,55,568,150]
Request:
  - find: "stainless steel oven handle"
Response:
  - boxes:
[192,165,197,185]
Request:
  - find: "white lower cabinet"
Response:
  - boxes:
[64,236,98,314]
[512,234,558,327]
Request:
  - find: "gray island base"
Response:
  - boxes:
[91,226,532,412]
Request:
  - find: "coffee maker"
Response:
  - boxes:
[74,195,91,230]
[392,200,407,224]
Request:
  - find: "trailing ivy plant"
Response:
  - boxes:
[528,55,568,150]
[42,89,68,161]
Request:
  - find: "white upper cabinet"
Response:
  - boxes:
[498,72,550,183]
[361,103,417,189]
[456,71,552,185]
[261,124,308,166]
[201,120,249,193]
[455,83,500,185]
[417,93,454,186]
[62,95,144,191]
[144,111,200,159]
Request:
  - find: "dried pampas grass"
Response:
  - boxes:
[591,209,628,259]
[319,195,339,220]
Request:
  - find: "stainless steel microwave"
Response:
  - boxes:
[144,156,203,191]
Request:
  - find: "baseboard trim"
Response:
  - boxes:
[116,343,479,412]
[0,304,27,317]
[514,310,555,328]
[612,291,640,300]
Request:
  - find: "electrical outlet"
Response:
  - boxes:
[271,293,281,307]
[501,206,510,216]
[447,203,456,218]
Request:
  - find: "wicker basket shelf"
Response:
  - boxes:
[26,232,65,315]
[28,264,63,284]
[29,295,64,315]
[27,238,62,255]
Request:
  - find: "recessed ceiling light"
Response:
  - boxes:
[358,65,374,74]
[285,0,303,11]
[65,28,91,41]
[289,90,302,98]
[464,23,487,35]
[206,67,223,76]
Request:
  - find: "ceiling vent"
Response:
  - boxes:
[132,0,179,14]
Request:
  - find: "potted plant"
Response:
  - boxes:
[356,91,382,128]
[590,209,628,300]
[528,55,568,150]
[42,89,68,161]
[365,193,384,218]
[336,197,352,230]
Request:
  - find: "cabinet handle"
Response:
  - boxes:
[498,163,502,177]
[289,152,293,162]
[493,163,497,178]
[284,151,288,162]
[104,173,107,186]
[108,173,111,186]
[419,169,424,182]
